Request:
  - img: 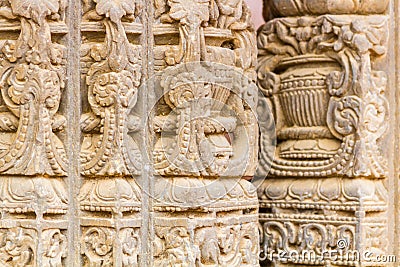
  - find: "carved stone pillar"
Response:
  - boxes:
[152,1,260,266]
[257,1,390,266]
[0,1,68,266]
[0,0,260,266]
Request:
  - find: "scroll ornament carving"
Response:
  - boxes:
[81,227,140,267]
[82,227,114,267]
[80,0,142,177]
[263,0,389,20]
[0,228,36,267]
[257,15,388,178]
[120,228,140,267]
[0,0,67,176]
[154,223,258,266]
[43,229,67,267]
[259,221,357,263]
[153,0,259,178]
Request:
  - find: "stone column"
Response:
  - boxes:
[151,1,260,266]
[257,1,390,266]
[0,0,261,266]
[0,1,69,266]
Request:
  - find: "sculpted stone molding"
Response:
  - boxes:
[80,0,142,177]
[153,0,259,178]
[43,229,67,267]
[79,1,142,266]
[0,0,261,265]
[257,15,388,178]
[79,0,142,211]
[152,0,260,266]
[0,0,69,214]
[257,1,390,266]
[154,219,259,266]
[0,227,36,266]
[263,0,389,20]
[80,224,141,267]
[0,1,69,264]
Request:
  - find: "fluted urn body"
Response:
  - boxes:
[276,55,341,159]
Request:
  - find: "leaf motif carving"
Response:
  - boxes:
[10,0,60,24]
[168,0,210,24]
[95,0,135,24]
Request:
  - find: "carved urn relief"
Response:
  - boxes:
[273,55,341,159]
[257,15,388,178]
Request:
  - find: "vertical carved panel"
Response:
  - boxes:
[257,1,389,266]
[79,0,143,266]
[152,0,260,266]
[0,1,68,266]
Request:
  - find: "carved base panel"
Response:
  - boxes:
[154,177,259,212]
[153,177,260,267]
[154,214,259,267]
[0,222,68,267]
[80,217,141,267]
[79,178,141,213]
[258,178,387,267]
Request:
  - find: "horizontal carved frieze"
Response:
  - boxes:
[155,215,259,267]
[258,178,387,212]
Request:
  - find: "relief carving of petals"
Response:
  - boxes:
[0,228,36,267]
[79,178,141,212]
[10,0,62,24]
[95,0,136,23]
[154,178,258,211]
[258,178,386,206]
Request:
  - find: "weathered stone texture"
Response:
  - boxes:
[257,0,391,266]
[0,0,260,266]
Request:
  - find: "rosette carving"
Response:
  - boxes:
[0,228,36,267]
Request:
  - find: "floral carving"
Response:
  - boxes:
[155,222,259,266]
[263,0,389,19]
[0,228,36,267]
[43,229,67,267]
[80,0,142,176]
[82,227,114,267]
[259,221,356,264]
[0,0,67,175]
[257,15,388,178]
[95,0,135,24]
[154,64,258,177]
[120,228,139,267]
